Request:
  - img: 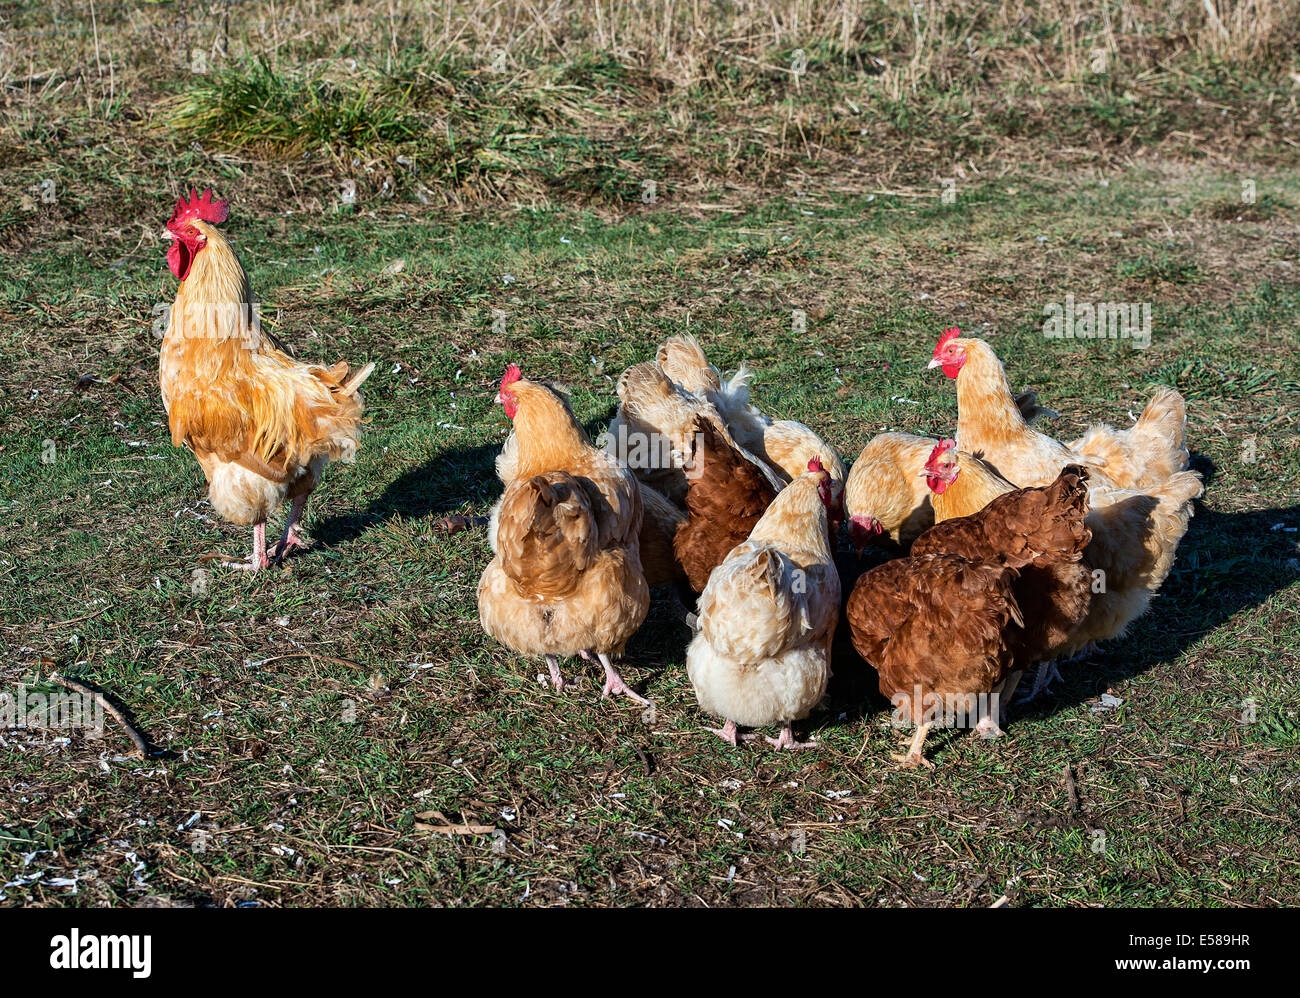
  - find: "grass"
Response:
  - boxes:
[1,0,1298,908]
[2,163,1298,907]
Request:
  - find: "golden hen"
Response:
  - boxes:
[929,327,1188,489]
[478,366,651,703]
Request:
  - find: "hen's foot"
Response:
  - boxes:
[766,724,819,750]
[892,723,933,768]
[1017,660,1064,703]
[595,652,651,706]
[545,655,566,692]
[706,720,738,746]
[973,714,1004,740]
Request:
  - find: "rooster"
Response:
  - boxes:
[478,365,651,703]
[158,188,373,570]
[686,460,839,749]
[929,327,1188,489]
[923,441,1203,694]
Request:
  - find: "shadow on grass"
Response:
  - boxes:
[310,439,502,548]
[312,410,619,549]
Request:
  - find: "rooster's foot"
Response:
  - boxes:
[890,750,935,770]
[545,655,566,692]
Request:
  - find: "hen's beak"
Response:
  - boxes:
[926,358,941,369]
[494,392,504,404]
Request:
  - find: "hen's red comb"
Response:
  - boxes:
[500,364,522,391]
[807,457,825,474]
[924,438,957,470]
[168,188,229,231]
[933,326,961,358]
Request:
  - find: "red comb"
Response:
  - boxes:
[500,364,522,390]
[925,438,957,470]
[808,457,825,474]
[933,326,961,358]
[168,188,229,231]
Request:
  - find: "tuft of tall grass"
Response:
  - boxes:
[166,59,423,159]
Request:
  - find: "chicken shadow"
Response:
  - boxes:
[310,409,620,548]
[828,452,1300,735]
[310,439,503,547]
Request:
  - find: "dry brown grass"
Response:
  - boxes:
[3,1,1296,93]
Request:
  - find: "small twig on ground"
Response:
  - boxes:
[49,672,149,759]
[414,810,496,835]
[1063,762,1079,813]
[258,652,364,671]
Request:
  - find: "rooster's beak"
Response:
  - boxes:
[926,358,941,369]
[161,228,175,241]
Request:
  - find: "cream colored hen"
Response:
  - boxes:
[686,461,840,749]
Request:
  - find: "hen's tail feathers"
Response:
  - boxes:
[1134,387,1189,474]
[617,361,676,409]
[339,361,375,398]
[1013,389,1060,424]
[656,335,721,396]
[699,545,803,661]
[710,362,754,418]
[496,471,599,598]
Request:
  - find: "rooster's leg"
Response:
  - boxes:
[592,651,651,706]
[272,495,310,561]
[765,724,819,750]
[227,523,271,572]
[891,723,935,769]
[545,655,566,692]
[706,719,739,746]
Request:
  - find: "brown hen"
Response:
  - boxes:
[674,415,780,593]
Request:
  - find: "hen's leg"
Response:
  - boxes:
[891,723,935,769]
[1017,660,1061,703]
[765,723,819,750]
[706,719,738,746]
[544,655,566,692]
[592,651,651,706]
[228,523,271,572]
[272,495,310,561]
[998,670,1024,720]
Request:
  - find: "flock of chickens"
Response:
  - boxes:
[159,190,1202,768]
